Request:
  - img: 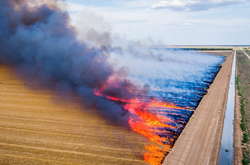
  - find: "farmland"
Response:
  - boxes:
[0,50,233,165]
[0,1,249,165]
[0,66,149,165]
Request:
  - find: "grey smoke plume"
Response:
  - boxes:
[0,0,111,87]
[0,0,137,125]
[70,10,112,49]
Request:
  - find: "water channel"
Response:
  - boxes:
[219,51,236,165]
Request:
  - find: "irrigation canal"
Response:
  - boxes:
[219,51,236,165]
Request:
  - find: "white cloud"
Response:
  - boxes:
[65,1,250,45]
[152,0,249,11]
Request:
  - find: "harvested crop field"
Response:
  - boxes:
[0,66,149,165]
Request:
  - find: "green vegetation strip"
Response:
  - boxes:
[236,77,250,165]
[236,50,250,165]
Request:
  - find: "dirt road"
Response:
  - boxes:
[0,66,148,165]
[163,51,233,165]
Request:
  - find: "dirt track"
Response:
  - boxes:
[163,51,234,165]
[0,66,148,165]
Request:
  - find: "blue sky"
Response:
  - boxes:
[66,0,250,45]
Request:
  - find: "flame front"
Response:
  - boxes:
[94,78,192,165]
[124,99,186,165]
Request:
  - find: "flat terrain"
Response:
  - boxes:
[0,66,148,165]
[236,50,250,164]
[163,51,233,165]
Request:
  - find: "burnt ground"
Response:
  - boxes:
[163,51,233,165]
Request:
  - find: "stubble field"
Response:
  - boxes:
[0,66,148,165]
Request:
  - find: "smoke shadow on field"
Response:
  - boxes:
[8,65,130,128]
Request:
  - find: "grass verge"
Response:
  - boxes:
[236,50,250,165]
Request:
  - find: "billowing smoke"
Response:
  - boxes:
[0,0,139,125]
[0,0,110,87]
[0,1,225,164]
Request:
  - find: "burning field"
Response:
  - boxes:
[95,50,225,164]
[0,1,225,165]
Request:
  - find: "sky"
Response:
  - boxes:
[66,0,250,45]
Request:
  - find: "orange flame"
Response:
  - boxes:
[125,99,178,165]
[94,79,189,165]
